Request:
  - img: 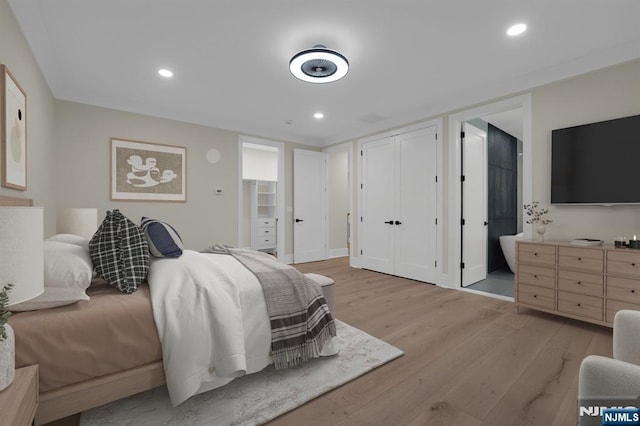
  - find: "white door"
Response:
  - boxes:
[361,137,395,274]
[461,123,488,286]
[293,149,327,263]
[395,127,438,282]
[361,126,438,282]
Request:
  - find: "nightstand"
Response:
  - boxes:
[0,365,39,426]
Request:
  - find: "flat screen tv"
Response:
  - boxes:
[551,114,640,205]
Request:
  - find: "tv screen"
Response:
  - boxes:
[551,114,640,204]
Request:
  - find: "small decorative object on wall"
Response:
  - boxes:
[524,201,552,241]
[1,65,27,190]
[111,138,187,202]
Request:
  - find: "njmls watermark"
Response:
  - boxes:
[579,397,640,426]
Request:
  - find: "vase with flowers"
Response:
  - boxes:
[524,202,553,241]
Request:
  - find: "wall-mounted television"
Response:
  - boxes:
[551,114,640,205]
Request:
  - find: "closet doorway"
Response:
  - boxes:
[449,94,532,298]
[237,136,285,261]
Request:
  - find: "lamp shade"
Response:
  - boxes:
[0,207,44,306]
[56,208,98,240]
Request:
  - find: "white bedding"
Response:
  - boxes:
[148,250,272,406]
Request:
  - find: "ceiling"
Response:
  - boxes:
[8,1,640,147]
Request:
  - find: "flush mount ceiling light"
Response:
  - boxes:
[289,45,349,83]
[507,23,527,36]
[314,112,324,119]
[158,68,173,78]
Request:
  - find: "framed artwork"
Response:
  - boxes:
[1,65,27,190]
[111,138,187,202]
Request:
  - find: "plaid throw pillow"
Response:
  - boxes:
[89,209,149,293]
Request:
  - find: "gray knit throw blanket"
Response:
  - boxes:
[202,245,336,369]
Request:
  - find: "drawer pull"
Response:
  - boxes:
[533,295,538,298]
[632,290,636,294]
[533,274,538,278]
[633,263,637,267]
[534,253,539,256]
[577,281,582,285]
[577,303,582,307]
[578,257,582,261]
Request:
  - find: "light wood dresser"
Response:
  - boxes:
[516,240,640,327]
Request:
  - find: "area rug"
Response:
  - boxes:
[80,320,403,426]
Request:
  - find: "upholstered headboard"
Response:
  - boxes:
[0,195,33,206]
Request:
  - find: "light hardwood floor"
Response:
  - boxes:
[48,257,613,425]
[273,257,613,426]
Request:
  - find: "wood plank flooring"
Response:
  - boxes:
[272,257,613,426]
[48,257,613,426]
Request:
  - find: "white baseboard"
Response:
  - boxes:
[328,248,348,259]
[349,256,362,269]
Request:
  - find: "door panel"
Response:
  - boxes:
[361,138,395,274]
[462,123,488,286]
[293,149,327,263]
[395,127,438,282]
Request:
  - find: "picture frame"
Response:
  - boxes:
[1,65,27,190]
[111,138,187,202]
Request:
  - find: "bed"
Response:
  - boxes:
[2,196,335,424]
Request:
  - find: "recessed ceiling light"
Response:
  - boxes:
[158,69,173,78]
[290,45,349,84]
[314,112,324,119]
[507,23,527,36]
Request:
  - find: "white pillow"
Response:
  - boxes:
[46,233,90,251]
[10,241,93,311]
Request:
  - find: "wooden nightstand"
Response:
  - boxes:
[0,365,39,426]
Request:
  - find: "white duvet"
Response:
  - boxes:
[147,250,272,406]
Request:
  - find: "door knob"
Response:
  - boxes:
[484,221,489,226]
[384,220,394,224]
[295,219,304,223]
[395,221,402,225]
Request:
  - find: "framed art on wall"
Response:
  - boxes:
[1,65,27,190]
[111,138,187,202]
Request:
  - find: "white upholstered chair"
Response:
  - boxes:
[578,310,640,425]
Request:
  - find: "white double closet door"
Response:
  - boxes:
[360,126,438,283]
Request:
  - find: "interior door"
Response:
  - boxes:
[461,122,488,287]
[395,127,438,282]
[360,137,395,274]
[293,149,327,263]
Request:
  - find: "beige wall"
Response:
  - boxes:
[532,59,640,242]
[54,101,314,256]
[54,100,240,250]
[0,0,56,234]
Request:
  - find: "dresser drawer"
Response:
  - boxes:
[255,235,276,246]
[557,291,603,321]
[518,264,555,289]
[606,299,640,323]
[558,247,604,273]
[518,243,556,267]
[557,270,603,297]
[606,276,640,303]
[607,250,640,277]
[518,284,555,310]
[257,227,276,237]
[257,218,276,227]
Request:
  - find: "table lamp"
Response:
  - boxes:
[56,208,98,240]
[0,207,44,391]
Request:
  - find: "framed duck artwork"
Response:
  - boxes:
[110,138,187,202]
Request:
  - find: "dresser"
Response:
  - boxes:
[516,240,640,327]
